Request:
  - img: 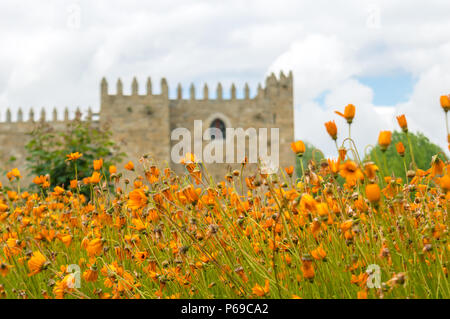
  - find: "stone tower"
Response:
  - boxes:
[100,71,295,181]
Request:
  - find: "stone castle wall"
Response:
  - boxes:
[0,109,99,185]
[0,72,294,185]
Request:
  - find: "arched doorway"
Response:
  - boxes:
[209,118,226,140]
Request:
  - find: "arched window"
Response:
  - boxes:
[209,118,226,140]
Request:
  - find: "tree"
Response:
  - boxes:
[25,120,125,190]
[364,131,447,178]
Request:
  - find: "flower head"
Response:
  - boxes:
[335,104,355,124]
[324,121,338,140]
[128,189,148,210]
[396,115,408,133]
[311,246,327,260]
[378,131,392,152]
[6,168,21,181]
[364,162,379,180]
[28,251,48,276]
[86,238,103,257]
[66,152,83,161]
[124,161,135,171]
[339,160,364,185]
[109,165,117,176]
[252,279,270,297]
[440,95,450,112]
[89,171,101,184]
[366,183,381,203]
[93,159,103,171]
[291,140,306,156]
[396,142,405,157]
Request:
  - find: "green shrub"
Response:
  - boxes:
[364,131,447,178]
[25,119,125,190]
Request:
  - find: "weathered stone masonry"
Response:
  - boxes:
[0,71,294,183]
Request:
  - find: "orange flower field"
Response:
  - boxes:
[1,98,450,299]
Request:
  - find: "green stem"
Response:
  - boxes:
[299,155,305,179]
[403,157,408,183]
[382,151,389,176]
[406,132,417,169]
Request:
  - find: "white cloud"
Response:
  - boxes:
[0,0,449,156]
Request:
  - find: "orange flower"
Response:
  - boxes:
[180,152,197,164]
[365,183,381,203]
[60,235,72,247]
[66,152,83,161]
[340,220,353,232]
[109,165,117,174]
[251,279,270,297]
[440,95,450,112]
[339,160,364,185]
[364,162,379,180]
[86,238,103,257]
[431,156,445,177]
[300,194,317,213]
[324,121,338,140]
[182,185,200,203]
[89,172,101,184]
[131,218,148,231]
[70,179,78,189]
[301,256,315,280]
[338,148,347,162]
[291,140,306,156]
[124,161,135,171]
[83,267,98,282]
[311,246,327,260]
[7,190,18,201]
[335,104,355,124]
[0,261,12,277]
[53,186,65,196]
[396,114,408,133]
[396,142,405,156]
[6,168,21,181]
[93,159,103,171]
[357,290,368,299]
[378,131,392,151]
[145,166,160,184]
[128,189,148,210]
[28,251,48,276]
[0,203,8,212]
[33,175,47,185]
[284,166,294,176]
[328,158,340,175]
[439,174,450,192]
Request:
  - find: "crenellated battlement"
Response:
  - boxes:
[100,71,293,101]
[97,70,294,182]
[0,106,98,124]
[0,70,294,185]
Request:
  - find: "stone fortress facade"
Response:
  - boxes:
[0,71,294,183]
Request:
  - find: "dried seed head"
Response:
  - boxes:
[407,170,416,178]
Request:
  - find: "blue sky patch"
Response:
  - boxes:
[357,72,415,106]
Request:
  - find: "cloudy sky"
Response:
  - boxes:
[1,0,450,156]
